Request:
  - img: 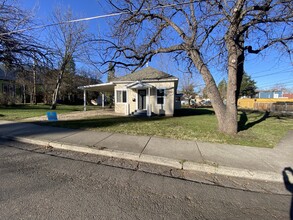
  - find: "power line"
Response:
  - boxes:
[0,11,127,36]
[0,1,195,36]
[258,78,293,86]
[257,79,293,87]
[258,83,293,90]
[252,69,293,79]
[248,66,292,75]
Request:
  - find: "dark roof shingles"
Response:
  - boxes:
[115,67,177,82]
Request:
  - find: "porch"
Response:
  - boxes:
[78,81,154,117]
[78,82,115,112]
[126,81,153,117]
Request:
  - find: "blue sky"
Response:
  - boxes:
[20,0,293,91]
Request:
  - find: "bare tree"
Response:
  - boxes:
[0,0,47,66]
[101,0,293,134]
[181,71,197,107]
[15,68,32,103]
[48,7,93,109]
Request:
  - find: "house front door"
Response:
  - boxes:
[138,89,146,110]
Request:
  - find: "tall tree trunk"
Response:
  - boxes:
[51,70,64,110]
[30,92,33,104]
[235,34,245,101]
[189,49,235,133]
[23,85,26,104]
[225,66,238,134]
[51,56,69,110]
[224,35,246,135]
[33,66,37,104]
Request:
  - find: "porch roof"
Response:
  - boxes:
[78,82,115,92]
[126,81,153,89]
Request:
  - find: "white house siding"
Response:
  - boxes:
[114,81,175,116]
[114,84,128,115]
[150,81,175,116]
[128,89,137,113]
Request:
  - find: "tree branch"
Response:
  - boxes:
[245,36,293,54]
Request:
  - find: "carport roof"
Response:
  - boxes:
[78,82,115,92]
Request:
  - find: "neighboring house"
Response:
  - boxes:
[283,93,293,99]
[255,90,284,98]
[0,65,18,97]
[79,67,181,116]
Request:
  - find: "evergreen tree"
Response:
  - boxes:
[239,73,257,98]
[218,79,227,100]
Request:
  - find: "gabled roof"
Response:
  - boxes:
[114,67,177,82]
[126,81,153,89]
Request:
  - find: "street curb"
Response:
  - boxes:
[0,135,287,188]
[183,161,283,183]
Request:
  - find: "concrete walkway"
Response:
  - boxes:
[0,120,292,193]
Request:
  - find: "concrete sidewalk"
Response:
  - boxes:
[0,120,292,193]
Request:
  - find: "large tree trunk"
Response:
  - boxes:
[189,47,242,134]
[235,34,245,101]
[188,49,238,134]
[225,66,238,134]
[224,35,246,134]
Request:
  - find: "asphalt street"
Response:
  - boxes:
[0,139,291,220]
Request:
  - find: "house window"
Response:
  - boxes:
[157,89,165,105]
[116,90,127,103]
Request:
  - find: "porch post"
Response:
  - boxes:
[83,89,87,111]
[147,87,151,117]
[102,92,105,109]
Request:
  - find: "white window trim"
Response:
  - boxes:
[156,88,166,106]
[115,90,127,104]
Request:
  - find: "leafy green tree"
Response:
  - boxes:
[239,73,257,98]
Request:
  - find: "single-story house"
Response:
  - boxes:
[283,93,293,99]
[255,90,284,98]
[78,67,181,116]
[0,65,17,97]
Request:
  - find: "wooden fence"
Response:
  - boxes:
[238,98,293,112]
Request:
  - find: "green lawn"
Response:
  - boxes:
[43,108,292,148]
[1,105,292,148]
[0,104,99,121]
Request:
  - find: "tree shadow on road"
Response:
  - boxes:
[283,167,293,220]
[238,111,270,132]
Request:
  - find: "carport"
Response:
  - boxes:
[78,82,115,111]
